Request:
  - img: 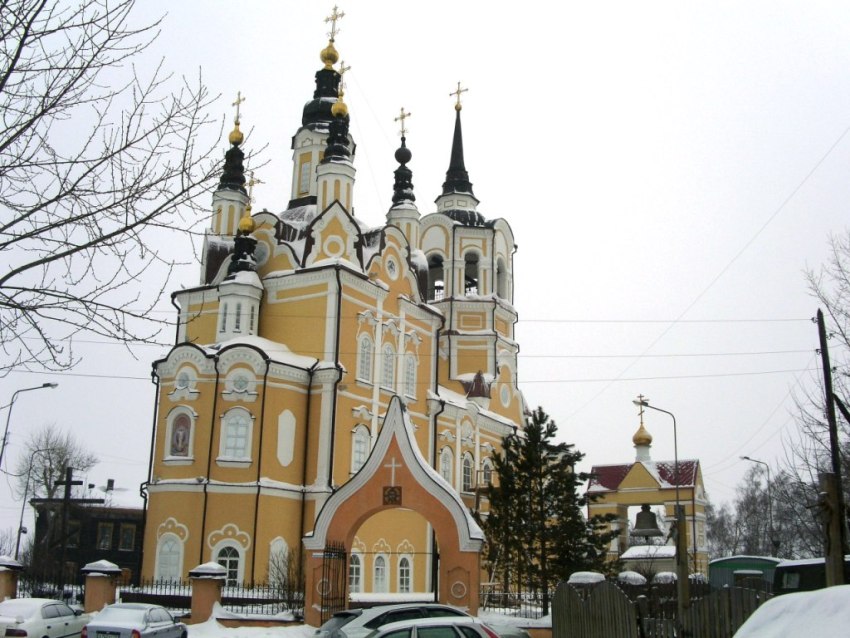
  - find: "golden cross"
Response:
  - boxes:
[325,5,345,41]
[394,107,411,137]
[337,59,351,95]
[247,171,264,202]
[636,394,647,420]
[450,81,468,110]
[232,91,246,124]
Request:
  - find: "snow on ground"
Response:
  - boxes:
[188,617,316,638]
[733,585,850,637]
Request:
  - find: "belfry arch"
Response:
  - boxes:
[303,397,484,627]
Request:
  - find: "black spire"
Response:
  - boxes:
[227,219,257,276]
[441,107,475,197]
[391,137,415,205]
[218,129,247,194]
[301,67,341,130]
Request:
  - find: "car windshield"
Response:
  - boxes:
[0,600,38,617]
[96,608,146,623]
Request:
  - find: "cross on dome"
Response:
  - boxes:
[325,5,345,42]
[395,107,411,137]
[232,91,246,124]
[450,81,468,111]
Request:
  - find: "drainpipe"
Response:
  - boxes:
[299,360,319,588]
[326,267,345,490]
[251,357,272,584]
[139,366,161,582]
[200,355,222,566]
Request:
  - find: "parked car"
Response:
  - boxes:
[0,598,89,638]
[733,584,850,636]
[364,617,500,638]
[81,603,186,638]
[315,603,529,638]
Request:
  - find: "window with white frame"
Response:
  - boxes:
[464,252,480,295]
[381,344,395,390]
[216,545,241,586]
[155,534,183,582]
[351,425,369,473]
[398,557,411,593]
[374,555,387,593]
[440,447,453,484]
[404,355,416,398]
[357,335,373,382]
[220,409,252,460]
[349,554,362,593]
[462,453,474,492]
[482,458,493,485]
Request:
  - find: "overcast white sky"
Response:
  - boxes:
[3,1,850,541]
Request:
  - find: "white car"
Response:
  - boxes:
[0,598,89,638]
[81,603,187,638]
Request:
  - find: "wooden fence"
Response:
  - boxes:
[552,581,772,638]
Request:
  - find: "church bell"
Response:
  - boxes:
[633,503,663,538]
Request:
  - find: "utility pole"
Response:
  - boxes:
[817,309,848,586]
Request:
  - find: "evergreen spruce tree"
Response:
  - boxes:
[482,406,616,615]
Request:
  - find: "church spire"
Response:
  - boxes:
[441,83,475,198]
[391,108,415,206]
[322,60,352,162]
[218,91,247,194]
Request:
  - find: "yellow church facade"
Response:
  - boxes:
[141,17,525,597]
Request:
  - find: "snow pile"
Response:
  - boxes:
[733,585,850,637]
[567,572,605,585]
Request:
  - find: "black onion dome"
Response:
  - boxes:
[441,108,475,198]
[322,111,351,162]
[391,136,415,205]
[226,233,257,275]
[301,67,341,130]
[218,142,247,194]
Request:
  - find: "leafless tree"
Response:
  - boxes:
[1,0,224,375]
[13,424,98,500]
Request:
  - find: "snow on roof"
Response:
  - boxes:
[652,572,677,584]
[620,545,676,559]
[709,555,782,565]
[189,562,227,578]
[617,571,647,585]
[567,571,605,584]
[206,335,331,370]
[430,386,518,428]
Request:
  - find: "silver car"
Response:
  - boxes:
[81,604,186,638]
[0,598,90,638]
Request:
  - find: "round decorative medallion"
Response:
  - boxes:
[386,258,399,280]
[233,374,250,392]
[500,384,511,407]
[450,580,467,599]
[323,236,345,258]
[175,371,190,390]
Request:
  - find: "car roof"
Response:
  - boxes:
[105,603,160,610]
[340,604,466,619]
[376,617,480,633]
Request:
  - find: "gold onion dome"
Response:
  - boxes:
[331,94,348,118]
[238,214,255,234]
[321,41,339,69]
[633,422,653,446]
[228,122,244,146]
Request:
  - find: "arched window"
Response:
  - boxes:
[220,303,228,333]
[462,453,474,492]
[427,254,445,301]
[482,458,493,485]
[349,554,362,593]
[398,557,411,593]
[381,344,395,390]
[404,355,416,398]
[357,335,373,382]
[268,538,290,587]
[374,555,387,593]
[220,408,252,461]
[440,447,453,484]
[351,425,370,473]
[155,534,182,582]
[496,257,508,299]
[234,302,242,332]
[464,252,479,295]
[217,545,241,587]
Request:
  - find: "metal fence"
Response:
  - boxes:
[479,585,553,619]
[17,573,85,605]
[117,579,303,620]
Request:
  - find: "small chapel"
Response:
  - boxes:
[140,9,526,620]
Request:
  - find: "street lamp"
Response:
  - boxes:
[0,383,58,470]
[633,395,689,634]
[741,455,778,555]
[15,448,49,559]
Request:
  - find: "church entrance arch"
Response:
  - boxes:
[303,397,484,627]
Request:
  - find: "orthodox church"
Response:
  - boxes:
[140,12,525,603]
